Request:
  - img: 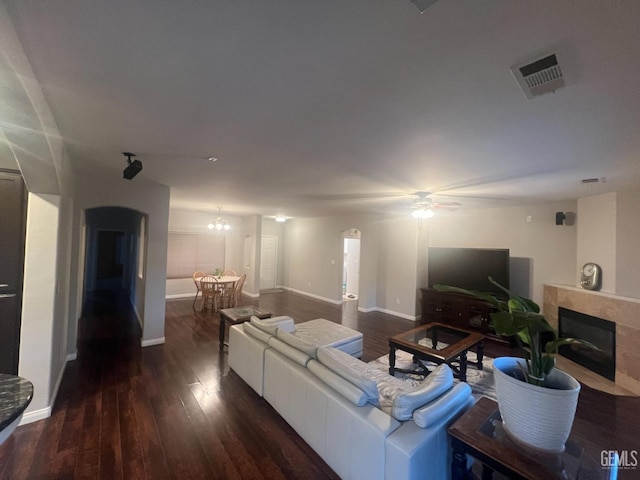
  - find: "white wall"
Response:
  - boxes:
[3,2,77,423]
[427,201,578,307]
[282,214,379,310]
[70,174,170,347]
[19,194,59,416]
[614,190,640,298]
[375,215,420,319]
[576,190,640,299]
[577,193,617,293]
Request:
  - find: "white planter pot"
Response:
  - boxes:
[492,356,581,453]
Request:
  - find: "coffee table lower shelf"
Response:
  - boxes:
[219,307,272,350]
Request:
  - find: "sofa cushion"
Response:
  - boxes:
[307,360,368,406]
[293,318,363,349]
[250,315,295,335]
[243,322,273,343]
[316,347,379,404]
[267,337,313,367]
[388,364,454,421]
[276,329,319,358]
[412,382,472,428]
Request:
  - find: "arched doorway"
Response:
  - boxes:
[341,228,361,302]
[78,206,147,348]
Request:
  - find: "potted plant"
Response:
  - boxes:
[434,277,597,453]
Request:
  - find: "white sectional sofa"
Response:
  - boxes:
[228,316,474,480]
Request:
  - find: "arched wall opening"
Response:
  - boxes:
[76,206,148,349]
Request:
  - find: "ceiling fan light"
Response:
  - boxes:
[207,221,215,230]
[223,223,231,230]
[215,222,223,230]
[412,208,434,219]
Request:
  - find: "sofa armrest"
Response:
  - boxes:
[412,383,472,428]
[384,390,474,480]
[250,315,295,335]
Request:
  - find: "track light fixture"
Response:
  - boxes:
[122,152,143,180]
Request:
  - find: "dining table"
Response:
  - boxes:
[195,275,240,311]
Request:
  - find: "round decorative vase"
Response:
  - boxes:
[492,357,581,453]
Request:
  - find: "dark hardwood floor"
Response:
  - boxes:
[0,290,638,479]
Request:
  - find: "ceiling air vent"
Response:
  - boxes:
[511,53,565,99]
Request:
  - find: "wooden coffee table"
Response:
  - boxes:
[219,307,272,350]
[448,397,605,479]
[388,322,484,382]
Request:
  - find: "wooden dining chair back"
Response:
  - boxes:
[231,273,247,307]
[222,269,238,277]
[199,275,220,312]
[192,270,206,311]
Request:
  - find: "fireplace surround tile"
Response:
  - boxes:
[543,284,640,395]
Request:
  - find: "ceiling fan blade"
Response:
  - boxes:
[301,192,408,202]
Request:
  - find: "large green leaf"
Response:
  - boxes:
[488,277,540,313]
[432,277,598,387]
[545,337,600,354]
[432,284,505,308]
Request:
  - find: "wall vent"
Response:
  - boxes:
[511,53,565,99]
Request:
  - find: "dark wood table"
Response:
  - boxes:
[219,306,272,350]
[388,322,484,382]
[448,397,609,480]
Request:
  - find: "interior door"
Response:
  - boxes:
[0,170,26,374]
[260,235,278,290]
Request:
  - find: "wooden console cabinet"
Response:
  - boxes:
[420,288,505,341]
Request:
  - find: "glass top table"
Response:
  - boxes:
[448,397,610,479]
[388,322,485,382]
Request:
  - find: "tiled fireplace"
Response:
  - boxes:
[543,284,640,395]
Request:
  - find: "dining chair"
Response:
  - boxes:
[231,273,247,307]
[192,270,206,311]
[222,269,238,276]
[200,275,220,312]
[219,278,237,308]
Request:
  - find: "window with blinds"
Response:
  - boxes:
[166,232,225,279]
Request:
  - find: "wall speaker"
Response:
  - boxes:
[555,212,566,225]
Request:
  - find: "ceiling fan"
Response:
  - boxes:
[410,191,461,218]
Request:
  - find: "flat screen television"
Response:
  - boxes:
[427,247,510,297]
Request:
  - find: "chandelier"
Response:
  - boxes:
[208,207,231,231]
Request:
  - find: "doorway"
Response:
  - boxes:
[79,207,146,346]
[260,235,278,290]
[342,228,361,302]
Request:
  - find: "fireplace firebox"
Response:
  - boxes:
[558,307,616,381]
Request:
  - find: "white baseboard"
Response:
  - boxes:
[165,293,194,299]
[357,306,376,313]
[141,337,165,347]
[281,286,342,305]
[358,306,418,321]
[20,354,68,426]
[20,406,51,425]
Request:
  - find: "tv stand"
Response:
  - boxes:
[420,288,507,342]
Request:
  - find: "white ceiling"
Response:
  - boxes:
[3,0,640,217]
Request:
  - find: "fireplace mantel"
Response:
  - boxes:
[543,283,640,395]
